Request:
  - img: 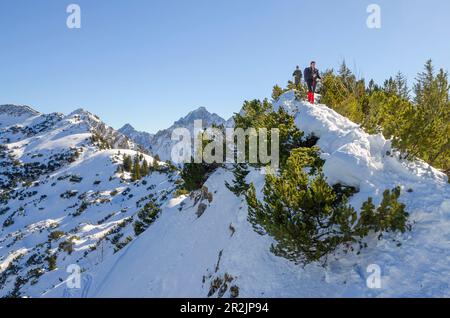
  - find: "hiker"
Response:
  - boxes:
[304,61,321,104]
[292,66,303,86]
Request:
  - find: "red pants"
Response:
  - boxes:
[307,91,315,104]
[307,80,316,104]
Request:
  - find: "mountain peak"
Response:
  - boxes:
[174,106,225,127]
[67,108,101,123]
[0,104,41,117]
[118,123,154,151]
[69,107,94,116]
[119,123,135,131]
[191,106,208,113]
[187,106,214,117]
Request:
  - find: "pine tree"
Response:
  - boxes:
[263,107,305,168]
[395,72,409,100]
[320,65,365,123]
[289,81,308,101]
[271,85,284,101]
[320,69,348,108]
[233,99,305,169]
[320,60,450,180]
[180,161,211,191]
[357,197,377,237]
[134,201,161,236]
[382,94,415,140]
[367,79,381,94]
[246,148,358,264]
[382,72,409,100]
[123,154,132,172]
[383,77,397,96]
[338,60,356,91]
[233,99,273,131]
[141,159,149,177]
[246,147,410,264]
[225,163,250,196]
[408,60,450,170]
[149,157,158,171]
[358,187,410,234]
[132,155,141,181]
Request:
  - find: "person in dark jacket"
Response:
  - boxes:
[304,61,321,104]
[292,66,303,86]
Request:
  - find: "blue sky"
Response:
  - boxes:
[1,0,449,133]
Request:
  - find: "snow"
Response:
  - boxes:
[0,248,29,273]
[0,105,172,297]
[0,104,41,129]
[2,93,450,298]
[44,92,450,297]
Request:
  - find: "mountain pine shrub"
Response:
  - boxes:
[180,161,218,192]
[272,85,284,101]
[225,163,250,197]
[272,80,307,102]
[246,147,410,264]
[233,99,306,169]
[179,128,225,192]
[133,201,161,236]
[319,59,450,180]
[358,187,410,236]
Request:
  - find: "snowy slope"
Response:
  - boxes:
[0,105,176,297]
[0,105,41,129]
[43,91,450,298]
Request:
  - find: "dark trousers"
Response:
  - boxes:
[307,80,316,93]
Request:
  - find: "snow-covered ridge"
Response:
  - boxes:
[48,91,450,298]
[1,93,450,298]
[274,91,448,188]
[0,104,172,297]
[0,104,40,118]
[0,105,44,130]
[68,110,140,151]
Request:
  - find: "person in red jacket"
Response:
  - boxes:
[304,61,321,104]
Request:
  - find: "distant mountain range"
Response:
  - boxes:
[119,106,233,161]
